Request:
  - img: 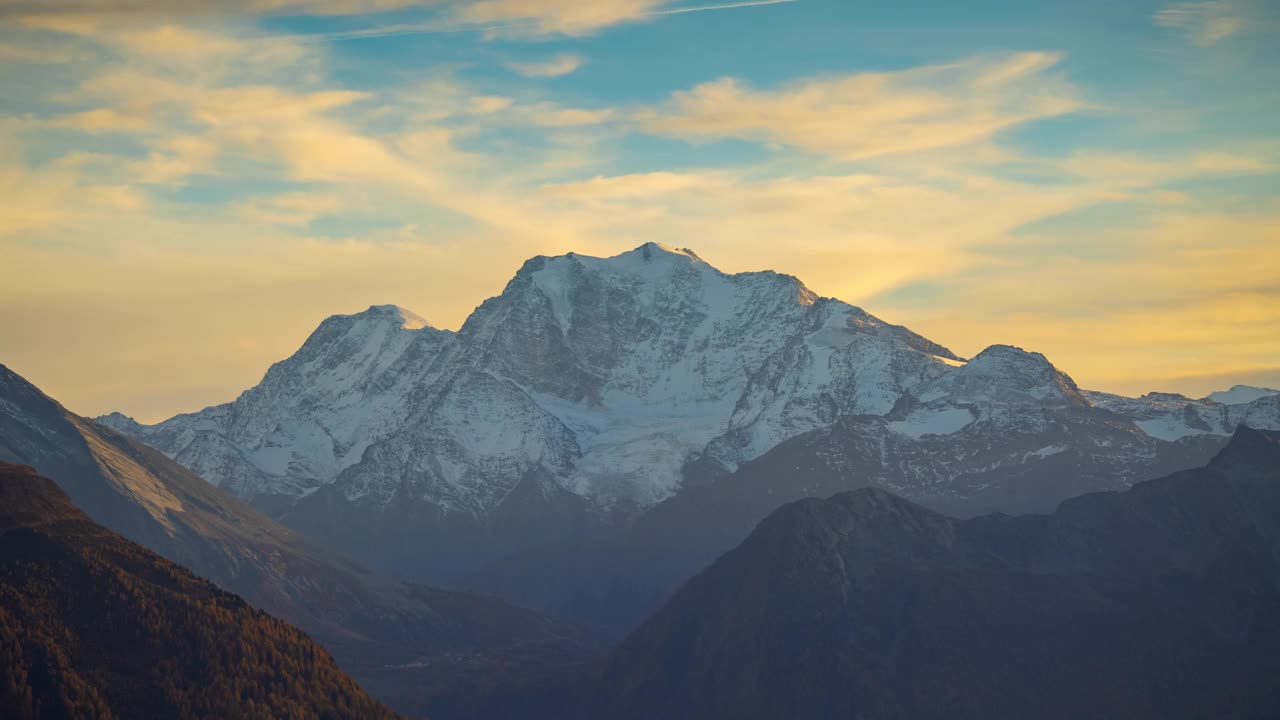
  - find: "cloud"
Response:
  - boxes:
[504,53,584,78]
[515,102,615,127]
[455,0,798,37]
[1042,149,1277,188]
[3,9,1277,420]
[87,183,148,209]
[469,95,515,113]
[110,23,248,58]
[47,107,153,133]
[0,160,77,238]
[538,170,1114,302]
[5,0,693,41]
[649,0,797,16]
[0,40,79,63]
[1155,0,1248,46]
[300,0,799,40]
[641,52,1083,160]
[233,191,349,225]
[134,136,221,184]
[1,0,441,17]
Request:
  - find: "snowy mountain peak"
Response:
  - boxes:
[966,345,1069,379]
[632,241,706,265]
[1205,385,1280,406]
[921,344,1086,407]
[275,304,449,391]
[113,246,1280,525]
[96,412,144,434]
[353,304,433,330]
[99,302,456,501]
[970,343,1051,364]
[1141,391,1193,403]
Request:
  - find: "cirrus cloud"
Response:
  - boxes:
[1156,0,1247,46]
[641,52,1084,161]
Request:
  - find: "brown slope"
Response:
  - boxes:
[0,462,401,720]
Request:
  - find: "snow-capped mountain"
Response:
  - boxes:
[1204,384,1280,406]
[104,304,454,508]
[99,243,1280,591]
[104,243,962,515]
[522,344,1256,631]
[1087,389,1280,441]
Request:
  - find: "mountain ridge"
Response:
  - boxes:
[596,426,1280,720]
[0,363,601,719]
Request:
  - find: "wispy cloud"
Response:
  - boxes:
[648,0,797,17]
[306,0,799,40]
[1155,0,1248,46]
[47,107,153,133]
[0,0,442,17]
[2,5,1277,418]
[641,52,1082,161]
[505,53,584,78]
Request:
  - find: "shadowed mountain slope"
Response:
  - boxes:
[0,462,401,720]
[598,427,1280,720]
[0,364,599,719]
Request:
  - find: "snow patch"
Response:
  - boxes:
[1136,416,1213,442]
[889,407,975,438]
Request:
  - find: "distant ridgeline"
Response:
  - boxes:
[595,427,1280,720]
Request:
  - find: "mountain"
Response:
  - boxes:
[1205,384,1280,406]
[102,243,964,576]
[1087,388,1280,441]
[99,304,453,514]
[469,350,1245,632]
[593,352,1266,596]
[597,426,1280,720]
[98,243,1280,621]
[0,364,599,719]
[0,462,400,720]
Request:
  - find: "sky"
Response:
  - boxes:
[0,0,1277,422]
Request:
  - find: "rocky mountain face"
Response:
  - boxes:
[0,462,401,720]
[0,364,599,719]
[98,243,1280,621]
[596,427,1280,720]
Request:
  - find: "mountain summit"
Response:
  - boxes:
[1205,384,1280,406]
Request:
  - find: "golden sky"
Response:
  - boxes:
[0,0,1277,422]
